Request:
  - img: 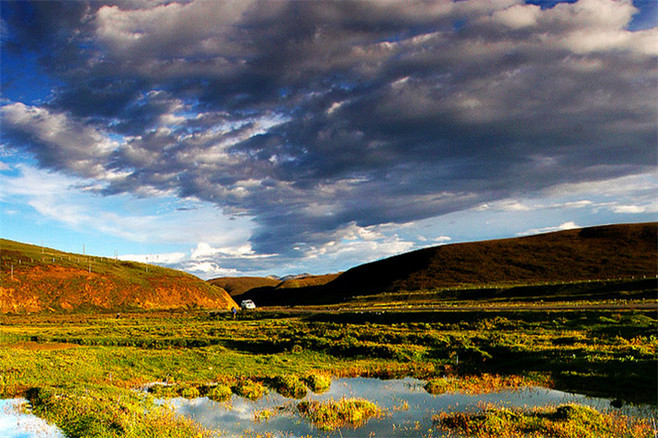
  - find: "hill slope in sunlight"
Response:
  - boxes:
[0,239,237,313]
[234,222,657,306]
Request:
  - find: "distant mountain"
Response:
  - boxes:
[208,276,280,297]
[276,273,341,289]
[208,273,340,297]
[279,273,312,281]
[0,239,237,313]
[234,222,657,306]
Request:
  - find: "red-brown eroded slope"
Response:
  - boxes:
[0,241,236,313]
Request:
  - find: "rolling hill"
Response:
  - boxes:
[208,273,340,298]
[0,239,237,313]
[233,222,657,306]
[276,273,341,289]
[208,276,281,297]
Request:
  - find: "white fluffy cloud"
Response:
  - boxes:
[519,221,581,236]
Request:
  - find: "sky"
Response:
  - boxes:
[1,0,656,279]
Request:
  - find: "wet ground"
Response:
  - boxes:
[2,377,656,437]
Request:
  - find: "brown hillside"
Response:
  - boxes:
[276,273,341,289]
[239,222,657,306]
[0,239,237,313]
[208,276,280,296]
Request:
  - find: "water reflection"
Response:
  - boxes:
[168,377,657,437]
[2,379,655,438]
[0,399,64,438]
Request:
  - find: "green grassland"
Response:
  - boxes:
[1,306,656,436]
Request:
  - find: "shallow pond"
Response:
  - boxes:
[0,399,63,438]
[2,378,656,437]
[168,377,657,437]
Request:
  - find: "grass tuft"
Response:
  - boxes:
[207,383,232,402]
[425,374,549,395]
[232,379,266,401]
[179,385,201,399]
[297,397,383,431]
[271,375,307,399]
[305,373,332,393]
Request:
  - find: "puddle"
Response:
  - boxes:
[0,399,64,438]
[166,377,658,437]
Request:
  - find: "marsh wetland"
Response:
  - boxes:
[1,305,657,437]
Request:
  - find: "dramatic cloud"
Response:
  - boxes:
[1,0,656,270]
[0,103,121,179]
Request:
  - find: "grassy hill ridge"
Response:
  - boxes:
[329,222,657,294]
[0,239,237,313]
[208,273,341,298]
[234,222,657,306]
[208,276,280,297]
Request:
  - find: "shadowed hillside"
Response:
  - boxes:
[236,223,657,306]
[0,239,237,313]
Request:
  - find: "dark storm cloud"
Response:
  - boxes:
[0,1,89,53]
[1,0,656,255]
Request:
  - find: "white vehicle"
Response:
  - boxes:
[240,299,256,310]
